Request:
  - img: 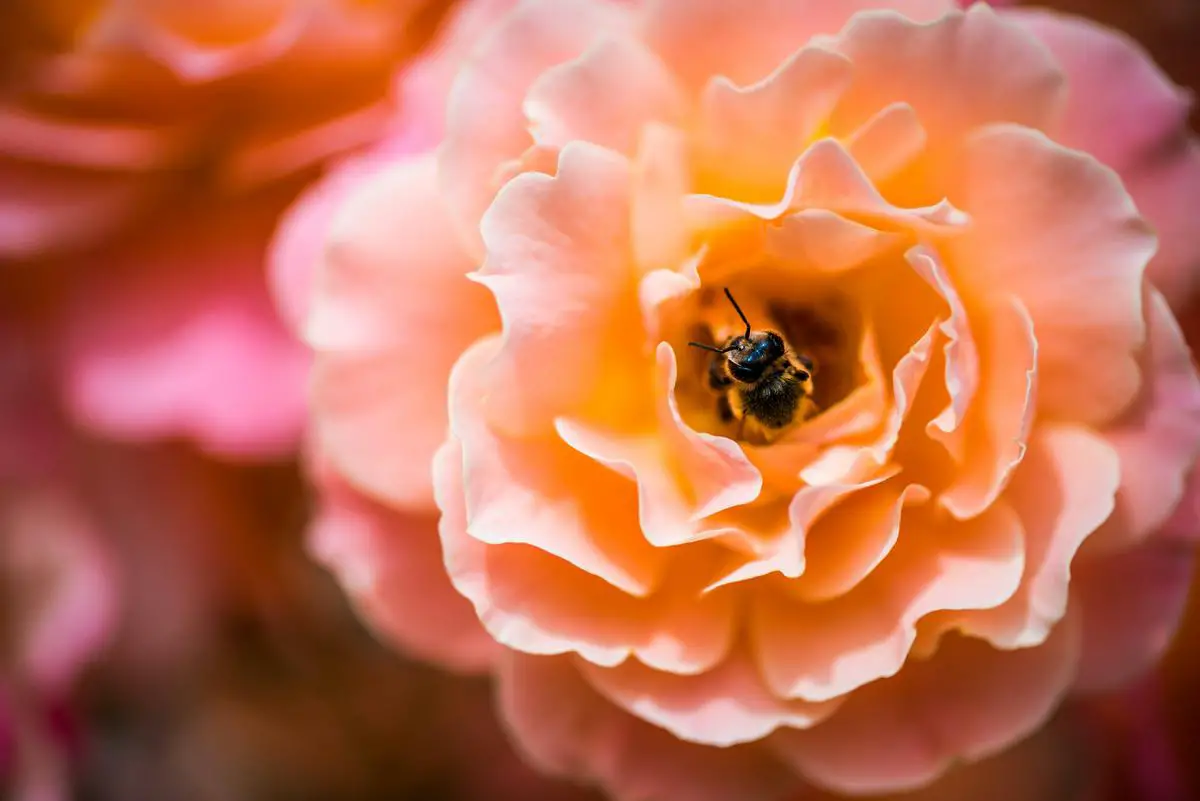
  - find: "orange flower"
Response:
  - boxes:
[279,1,1200,797]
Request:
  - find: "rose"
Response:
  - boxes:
[0,0,443,456]
[276,1,1200,798]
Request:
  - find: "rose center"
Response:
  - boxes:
[673,283,865,445]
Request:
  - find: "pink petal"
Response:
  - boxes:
[937,295,1037,520]
[439,0,629,254]
[763,209,906,276]
[557,343,762,547]
[844,101,928,183]
[752,500,1024,703]
[959,424,1121,648]
[909,246,979,463]
[436,397,736,675]
[1009,9,1200,311]
[770,609,1082,794]
[579,649,838,748]
[268,152,383,335]
[1072,538,1196,692]
[499,653,800,801]
[3,488,116,697]
[948,123,1155,426]
[704,469,901,592]
[695,45,852,201]
[640,0,955,93]
[308,476,497,674]
[525,35,685,154]
[830,5,1065,163]
[1089,289,1200,554]
[792,482,931,602]
[631,122,692,272]
[309,155,497,510]
[60,212,309,459]
[686,137,969,229]
[448,338,668,598]
[474,142,638,435]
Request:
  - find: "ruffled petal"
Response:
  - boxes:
[695,45,851,201]
[450,337,667,596]
[557,343,762,547]
[958,424,1120,649]
[641,0,954,93]
[499,653,799,801]
[308,477,496,673]
[830,6,1065,165]
[770,610,1081,795]
[474,142,639,434]
[525,34,685,154]
[936,295,1037,520]
[579,649,838,748]
[309,155,497,509]
[948,123,1154,426]
[1089,289,1200,554]
[439,0,629,253]
[1072,537,1197,692]
[1010,9,1200,310]
[752,501,1024,703]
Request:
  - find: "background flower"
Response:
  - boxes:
[0,0,449,457]
[278,2,1200,800]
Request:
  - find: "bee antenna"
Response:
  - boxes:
[688,341,734,354]
[723,288,752,338]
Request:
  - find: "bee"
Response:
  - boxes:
[689,288,818,444]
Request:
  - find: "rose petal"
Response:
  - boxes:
[958,424,1121,649]
[499,653,799,801]
[792,481,931,602]
[308,481,496,673]
[1071,538,1197,692]
[695,45,852,201]
[1088,288,1200,554]
[310,155,497,510]
[1009,9,1200,310]
[770,609,1081,795]
[474,142,639,435]
[439,0,628,253]
[438,383,737,675]
[831,6,1065,168]
[641,0,954,93]
[937,295,1037,520]
[631,122,692,272]
[557,343,762,547]
[752,500,1024,703]
[579,649,838,748]
[525,34,685,154]
[448,339,667,597]
[948,123,1154,426]
[909,246,979,463]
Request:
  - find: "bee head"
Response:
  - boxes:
[725,330,785,382]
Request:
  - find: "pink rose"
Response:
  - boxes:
[276,1,1200,798]
[0,0,443,457]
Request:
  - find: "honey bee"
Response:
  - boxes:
[689,288,818,444]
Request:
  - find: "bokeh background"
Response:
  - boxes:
[2,2,1198,800]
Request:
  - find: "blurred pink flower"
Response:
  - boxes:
[274,1,1200,799]
[0,0,448,457]
[1,308,118,801]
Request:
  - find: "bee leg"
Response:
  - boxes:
[735,415,746,442]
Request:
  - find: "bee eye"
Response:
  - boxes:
[797,370,810,382]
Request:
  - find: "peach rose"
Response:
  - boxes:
[278,1,1200,798]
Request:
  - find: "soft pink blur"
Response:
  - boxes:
[0,0,445,458]
[272,1,1200,800]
